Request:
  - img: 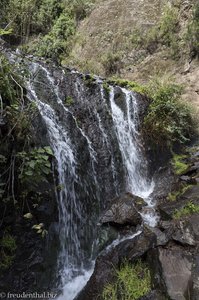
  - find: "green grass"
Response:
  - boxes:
[65,96,74,106]
[102,260,151,300]
[172,154,189,175]
[173,201,199,219]
[167,184,193,202]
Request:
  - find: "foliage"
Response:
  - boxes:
[173,201,199,219]
[102,260,151,300]
[0,233,17,270]
[0,28,13,36]
[0,0,96,61]
[32,223,48,238]
[107,78,147,94]
[187,2,199,57]
[102,52,123,76]
[34,13,76,60]
[132,4,180,59]
[17,146,53,188]
[65,96,74,106]
[172,154,189,175]
[143,77,194,146]
[167,184,192,202]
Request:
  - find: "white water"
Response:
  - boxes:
[57,265,94,300]
[26,62,158,300]
[109,86,157,227]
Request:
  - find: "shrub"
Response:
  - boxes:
[102,52,123,76]
[143,77,194,146]
[35,13,75,60]
[142,4,180,58]
[171,154,189,175]
[187,2,199,57]
[102,260,151,300]
[0,234,17,271]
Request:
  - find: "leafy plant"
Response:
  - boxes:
[143,77,194,146]
[171,154,189,175]
[173,201,199,219]
[102,260,151,300]
[65,96,74,106]
[187,2,199,57]
[0,233,17,271]
[17,146,53,188]
[102,52,123,76]
[32,223,48,238]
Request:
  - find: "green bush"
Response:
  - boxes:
[102,260,151,300]
[140,4,180,58]
[187,3,199,57]
[17,147,53,189]
[102,52,123,76]
[0,234,17,271]
[35,13,75,60]
[172,154,189,175]
[143,77,194,146]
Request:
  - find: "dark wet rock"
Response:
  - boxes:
[149,227,169,246]
[158,198,189,220]
[158,185,199,220]
[100,193,144,226]
[180,185,199,202]
[172,221,196,246]
[148,247,192,300]
[180,175,197,184]
[140,290,168,300]
[190,255,199,300]
[76,227,158,300]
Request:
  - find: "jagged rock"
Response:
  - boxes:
[172,220,196,246]
[190,255,199,300]
[140,290,168,300]
[158,185,199,220]
[100,193,145,226]
[148,247,192,300]
[76,227,157,300]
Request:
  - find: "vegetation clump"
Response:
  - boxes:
[171,154,190,175]
[0,0,96,62]
[0,233,17,270]
[142,77,194,146]
[187,2,199,58]
[173,201,199,219]
[102,260,151,300]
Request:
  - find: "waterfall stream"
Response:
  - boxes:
[25,61,157,300]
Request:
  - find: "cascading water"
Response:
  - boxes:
[24,58,157,299]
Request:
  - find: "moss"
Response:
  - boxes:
[107,78,147,94]
[83,74,96,86]
[173,201,199,219]
[167,184,193,201]
[65,96,74,106]
[1,234,17,252]
[0,252,15,270]
[0,234,17,271]
[102,82,111,93]
[102,260,151,300]
[172,154,190,175]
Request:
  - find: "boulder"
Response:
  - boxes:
[190,255,199,300]
[148,247,192,300]
[100,193,145,226]
[158,185,199,220]
[75,227,157,300]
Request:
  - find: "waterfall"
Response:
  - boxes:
[25,60,157,299]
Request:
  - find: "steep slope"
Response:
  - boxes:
[66,0,199,114]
